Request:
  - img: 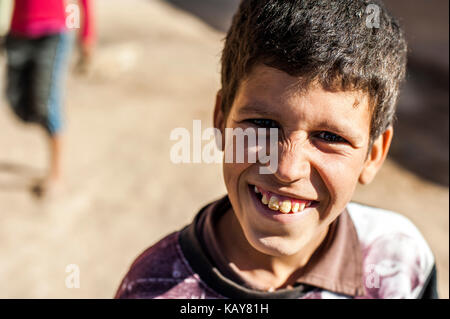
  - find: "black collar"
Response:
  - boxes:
[178,196,316,299]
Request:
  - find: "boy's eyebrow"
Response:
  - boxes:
[238,103,364,143]
[237,103,279,117]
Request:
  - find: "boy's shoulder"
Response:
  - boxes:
[347,201,433,253]
[114,230,221,299]
[347,202,436,298]
[115,231,184,298]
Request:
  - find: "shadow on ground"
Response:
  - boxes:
[0,161,41,192]
[164,0,240,32]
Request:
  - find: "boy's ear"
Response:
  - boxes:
[358,126,393,185]
[213,90,226,151]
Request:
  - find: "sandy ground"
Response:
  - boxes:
[0,0,448,298]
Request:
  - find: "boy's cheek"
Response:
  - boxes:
[223,162,253,185]
[317,161,362,202]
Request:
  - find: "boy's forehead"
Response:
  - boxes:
[237,65,370,114]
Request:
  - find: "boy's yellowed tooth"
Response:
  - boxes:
[291,202,300,213]
[279,200,291,214]
[268,196,279,210]
[299,203,306,212]
[261,194,269,205]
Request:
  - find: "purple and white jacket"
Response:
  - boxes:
[115,197,437,299]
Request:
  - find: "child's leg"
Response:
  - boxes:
[33,33,72,195]
[48,133,62,182]
[31,132,63,197]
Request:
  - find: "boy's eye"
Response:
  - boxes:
[247,119,280,128]
[315,131,347,143]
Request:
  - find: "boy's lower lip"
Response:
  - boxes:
[247,184,314,224]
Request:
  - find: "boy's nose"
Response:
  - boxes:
[273,147,310,184]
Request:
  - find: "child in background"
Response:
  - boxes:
[4,0,95,196]
[116,0,438,299]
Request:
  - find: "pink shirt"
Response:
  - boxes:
[10,0,95,45]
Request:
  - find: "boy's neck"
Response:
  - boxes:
[216,207,329,291]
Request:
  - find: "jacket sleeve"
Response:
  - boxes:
[419,264,439,299]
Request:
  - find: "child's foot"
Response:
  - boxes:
[31,176,64,199]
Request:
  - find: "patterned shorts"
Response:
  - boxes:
[5,32,72,135]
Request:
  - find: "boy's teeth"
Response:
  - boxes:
[261,194,269,205]
[268,196,280,210]
[257,187,312,214]
[279,200,291,214]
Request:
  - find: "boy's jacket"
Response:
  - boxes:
[115,196,437,299]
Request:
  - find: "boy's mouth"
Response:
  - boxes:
[249,184,319,214]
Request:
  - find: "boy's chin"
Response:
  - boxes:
[247,233,309,257]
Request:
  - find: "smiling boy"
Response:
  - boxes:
[115,0,437,299]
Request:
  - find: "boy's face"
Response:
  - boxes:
[215,65,392,257]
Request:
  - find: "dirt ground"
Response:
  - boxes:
[0,0,448,298]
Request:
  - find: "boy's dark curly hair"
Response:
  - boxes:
[220,0,407,145]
